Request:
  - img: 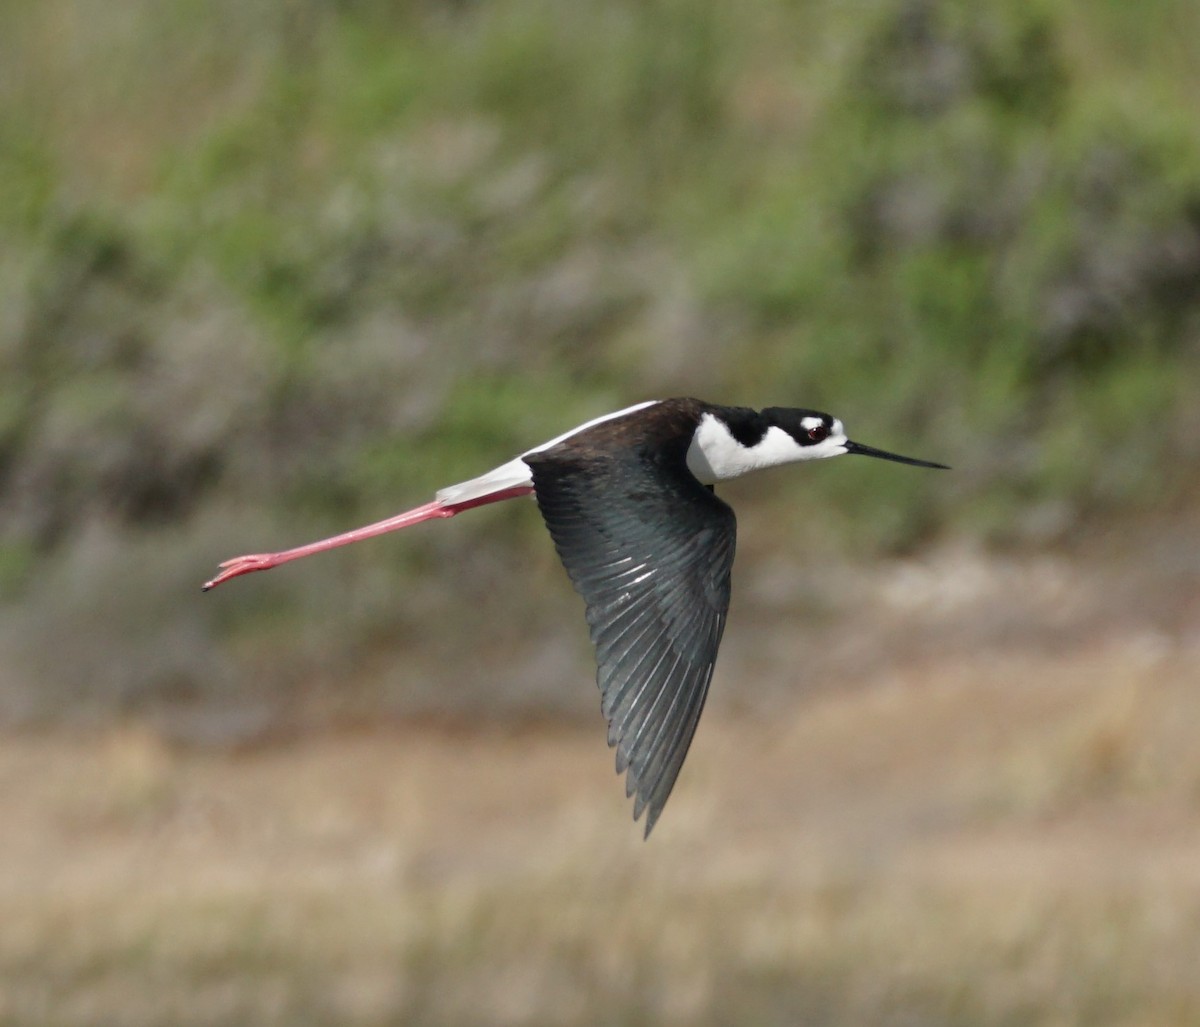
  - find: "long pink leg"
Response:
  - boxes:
[202,485,534,592]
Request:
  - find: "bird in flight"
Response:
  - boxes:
[204,398,947,835]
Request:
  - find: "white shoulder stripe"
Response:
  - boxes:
[435,400,661,505]
[521,399,660,457]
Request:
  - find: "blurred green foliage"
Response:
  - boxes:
[1,0,1198,727]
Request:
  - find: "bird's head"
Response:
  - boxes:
[761,408,949,469]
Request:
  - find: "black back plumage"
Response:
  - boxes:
[525,399,737,836]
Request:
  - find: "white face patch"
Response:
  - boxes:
[808,417,849,459]
[803,425,850,461]
[686,413,850,483]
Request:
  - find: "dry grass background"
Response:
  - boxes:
[3,535,1198,1027]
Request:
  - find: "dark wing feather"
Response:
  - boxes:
[526,446,736,836]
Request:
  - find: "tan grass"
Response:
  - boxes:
[1,637,1198,1025]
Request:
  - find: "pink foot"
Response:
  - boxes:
[202,554,279,591]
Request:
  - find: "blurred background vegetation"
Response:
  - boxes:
[2,2,1200,1025]
[1,0,1197,733]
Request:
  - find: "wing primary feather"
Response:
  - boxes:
[610,642,678,768]
[630,650,697,785]
[638,644,722,824]
[623,648,688,775]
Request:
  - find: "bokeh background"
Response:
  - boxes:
[2,0,1199,1024]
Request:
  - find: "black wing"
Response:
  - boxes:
[526,445,736,836]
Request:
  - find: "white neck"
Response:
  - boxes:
[685,413,847,483]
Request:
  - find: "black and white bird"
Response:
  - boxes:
[204,398,947,835]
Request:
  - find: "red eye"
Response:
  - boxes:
[807,425,829,442]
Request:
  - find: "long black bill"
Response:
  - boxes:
[845,440,949,470]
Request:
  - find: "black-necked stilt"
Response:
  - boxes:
[204,398,947,835]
